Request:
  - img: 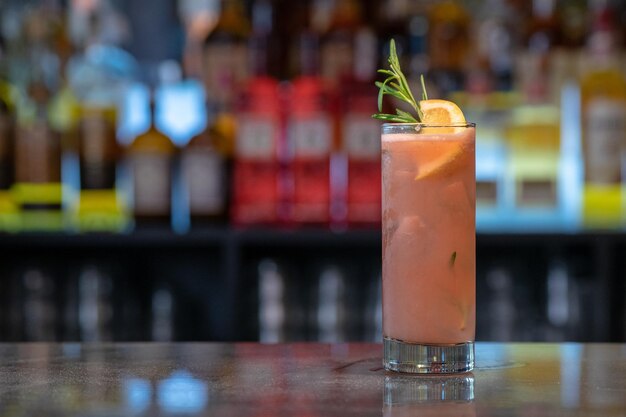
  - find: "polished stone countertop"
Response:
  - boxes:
[0,343,625,416]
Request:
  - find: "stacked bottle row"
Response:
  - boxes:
[0,80,380,232]
[1,0,626,231]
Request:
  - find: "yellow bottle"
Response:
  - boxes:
[580,30,626,228]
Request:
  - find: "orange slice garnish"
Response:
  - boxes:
[414,100,468,180]
[420,99,466,130]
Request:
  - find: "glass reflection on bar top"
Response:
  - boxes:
[0,343,625,416]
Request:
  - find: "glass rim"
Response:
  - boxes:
[382,122,476,131]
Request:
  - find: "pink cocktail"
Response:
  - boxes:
[382,123,476,373]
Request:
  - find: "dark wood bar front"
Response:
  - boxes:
[0,343,624,416]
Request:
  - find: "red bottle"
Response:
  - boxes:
[231,77,283,226]
[288,76,332,226]
[342,91,381,227]
[341,29,381,227]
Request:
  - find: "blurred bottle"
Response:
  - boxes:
[284,0,313,80]
[506,103,562,223]
[75,104,129,231]
[202,0,251,111]
[316,266,347,342]
[258,259,287,342]
[406,4,431,84]
[0,59,18,232]
[557,0,589,49]
[249,0,281,80]
[376,0,410,71]
[545,258,576,341]
[288,33,333,226]
[78,265,113,342]
[473,0,517,92]
[152,281,175,341]
[320,0,363,89]
[231,37,282,226]
[485,268,515,341]
[127,93,176,228]
[505,0,563,228]
[516,0,559,104]
[550,0,588,122]
[341,28,380,227]
[427,0,470,96]
[181,115,228,226]
[580,1,626,228]
[14,77,64,231]
[21,267,57,341]
[451,92,515,230]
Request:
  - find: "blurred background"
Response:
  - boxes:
[0,0,624,343]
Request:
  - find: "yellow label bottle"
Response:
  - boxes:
[580,31,626,228]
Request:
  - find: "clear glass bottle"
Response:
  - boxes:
[127,93,176,228]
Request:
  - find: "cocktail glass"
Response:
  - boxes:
[382,122,476,373]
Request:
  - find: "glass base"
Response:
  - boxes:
[383,337,474,374]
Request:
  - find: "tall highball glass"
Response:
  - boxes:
[382,123,476,373]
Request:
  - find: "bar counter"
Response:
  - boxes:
[0,342,625,416]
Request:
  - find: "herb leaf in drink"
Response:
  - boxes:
[450,251,457,267]
[372,39,428,123]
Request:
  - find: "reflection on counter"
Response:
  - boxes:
[384,374,475,417]
[1,343,626,416]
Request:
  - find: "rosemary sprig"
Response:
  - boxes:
[372,39,427,123]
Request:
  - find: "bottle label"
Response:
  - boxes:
[131,154,171,216]
[182,150,225,215]
[204,43,249,107]
[291,116,332,158]
[517,179,557,207]
[236,116,276,160]
[585,99,626,184]
[343,114,380,160]
[80,113,117,189]
[15,122,61,183]
[476,180,498,206]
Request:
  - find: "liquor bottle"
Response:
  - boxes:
[249,0,281,80]
[320,0,363,89]
[181,115,227,226]
[13,78,64,231]
[473,0,518,92]
[452,91,515,230]
[341,29,381,227]
[0,74,18,232]
[74,103,129,232]
[504,0,564,228]
[127,93,176,228]
[580,1,626,228]
[288,32,333,226]
[516,0,559,104]
[231,7,283,227]
[505,103,561,222]
[202,0,251,111]
[551,0,588,105]
[557,0,588,49]
[376,0,410,71]
[427,0,471,96]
